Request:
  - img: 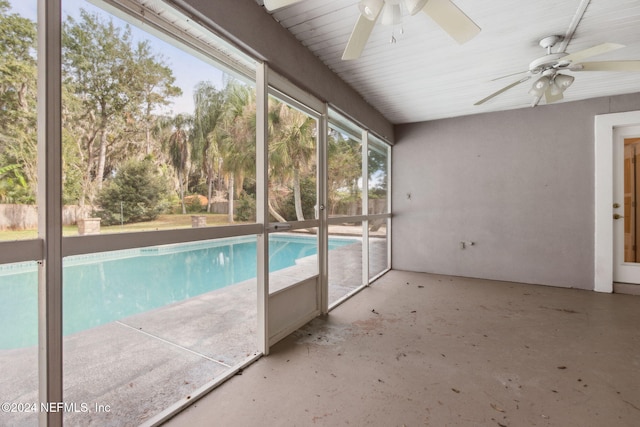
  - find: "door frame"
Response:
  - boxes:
[594,110,640,292]
[260,69,328,349]
[612,126,640,282]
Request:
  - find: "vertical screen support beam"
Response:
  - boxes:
[318,105,329,314]
[256,63,269,355]
[362,130,370,285]
[386,142,392,272]
[37,0,64,425]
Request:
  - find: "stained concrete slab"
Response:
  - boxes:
[0,276,259,427]
[164,270,640,427]
[62,322,231,427]
[122,278,259,365]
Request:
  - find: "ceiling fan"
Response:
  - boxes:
[263,0,481,60]
[475,35,640,107]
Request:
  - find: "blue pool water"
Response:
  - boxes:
[0,234,357,350]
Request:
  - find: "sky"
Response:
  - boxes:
[8,0,228,115]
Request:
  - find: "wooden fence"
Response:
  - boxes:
[0,204,92,230]
[1,199,387,230]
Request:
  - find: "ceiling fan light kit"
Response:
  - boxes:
[528,76,550,97]
[552,74,574,92]
[380,2,403,26]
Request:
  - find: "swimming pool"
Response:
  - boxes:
[0,234,358,350]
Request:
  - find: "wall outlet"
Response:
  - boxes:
[460,241,475,249]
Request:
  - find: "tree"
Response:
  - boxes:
[0,1,38,203]
[166,114,192,214]
[129,41,182,157]
[268,99,316,222]
[368,143,388,200]
[367,142,388,230]
[327,130,362,215]
[0,163,28,203]
[220,81,256,223]
[282,176,316,220]
[191,81,226,212]
[96,157,170,225]
[63,10,133,201]
[62,9,180,207]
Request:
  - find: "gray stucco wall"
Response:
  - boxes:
[392,93,640,290]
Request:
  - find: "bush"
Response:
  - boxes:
[235,191,256,222]
[96,158,171,225]
[185,195,206,213]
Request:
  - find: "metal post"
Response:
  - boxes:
[362,130,370,285]
[256,63,269,354]
[37,0,64,425]
[386,142,392,271]
[318,106,329,314]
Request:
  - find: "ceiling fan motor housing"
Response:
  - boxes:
[529,53,570,74]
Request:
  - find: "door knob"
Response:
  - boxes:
[613,203,621,208]
[613,213,624,220]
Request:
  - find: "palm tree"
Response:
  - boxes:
[166,113,191,214]
[268,99,316,221]
[327,130,362,215]
[192,82,226,212]
[220,81,256,223]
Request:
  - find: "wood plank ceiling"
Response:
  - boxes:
[258,0,640,124]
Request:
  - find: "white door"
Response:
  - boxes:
[613,125,640,283]
[265,88,324,346]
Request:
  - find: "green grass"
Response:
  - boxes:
[0,213,236,241]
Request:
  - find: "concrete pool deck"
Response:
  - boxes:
[0,277,258,427]
[0,236,387,426]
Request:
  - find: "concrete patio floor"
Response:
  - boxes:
[164,270,640,427]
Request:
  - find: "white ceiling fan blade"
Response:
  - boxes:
[263,0,305,12]
[562,43,625,64]
[474,76,531,106]
[342,13,379,60]
[490,69,528,81]
[571,60,640,72]
[422,0,481,44]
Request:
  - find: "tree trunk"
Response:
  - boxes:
[207,176,213,213]
[17,83,28,111]
[82,141,96,206]
[227,175,234,223]
[369,219,383,232]
[178,171,186,214]
[293,168,305,221]
[96,126,107,190]
[145,103,152,155]
[268,198,287,223]
[79,187,86,210]
[145,124,151,156]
